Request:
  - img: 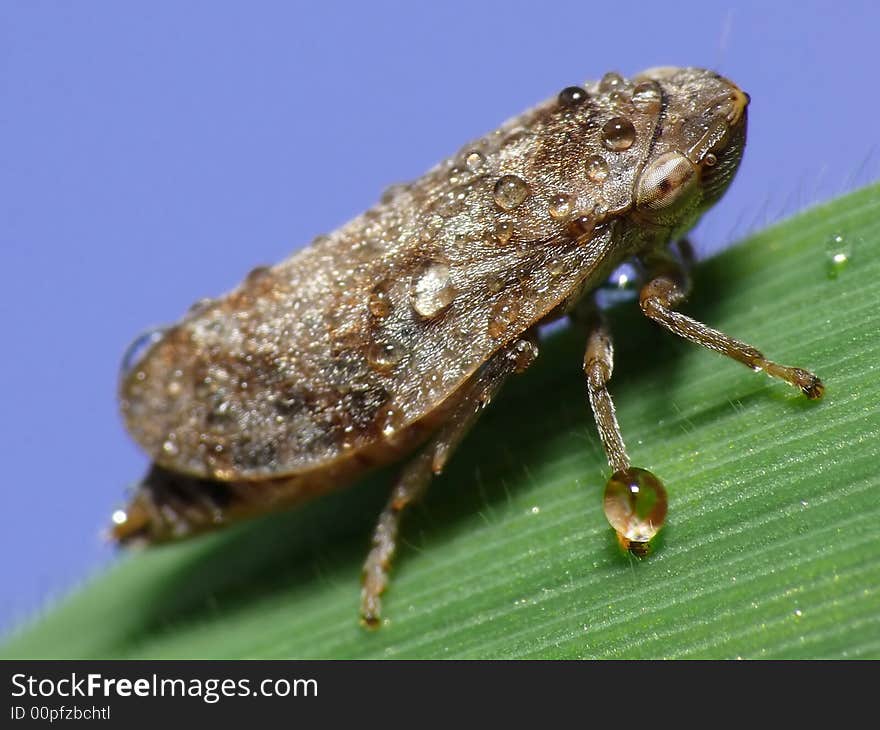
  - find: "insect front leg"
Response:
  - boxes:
[360,336,538,628]
[638,250,824,399]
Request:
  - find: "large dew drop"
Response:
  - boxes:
[558,86,588,108]
[493,175,530,211]
[465,151,486,173]
[412,263,456,318]
[599,71,624,92]
[603,467,667,555]
[632,80,662,113]
[602,117,636,152]
[548,193,573,220]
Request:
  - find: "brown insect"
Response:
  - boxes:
[114,67,823,627]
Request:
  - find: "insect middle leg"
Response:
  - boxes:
[581,309,630,474]
[579,307,670,556]
[638,250,824,399]
[360,336,538,627]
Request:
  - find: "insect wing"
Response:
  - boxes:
[121,80,663,481]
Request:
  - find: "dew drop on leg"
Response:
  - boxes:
[603,467,668,556]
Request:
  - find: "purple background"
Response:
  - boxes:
[1,1,877,634]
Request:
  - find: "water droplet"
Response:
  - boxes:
[465,150,486,172]
[377,406,404,441]
[602,117,636,151]
[509,339,537,371]
[597,262,640,308]
[120,327,166,376]
[585,154,609,183]
[487,298,520,338]
[567,214,596,240]
[548,193,573,220]
[381,182,408,204]
[366,339,405,373]
[599,71,624,92]
[246,265,272,285]
[187,297,214,316]
[547,258,566,277]
[368,280,393,318]
[448,166,464,185]
[825,233,851,279]
[486,274,506,294]
[632,80,662,113]
[500,125,531,147]
[424,369,444,398]
[412,263,456,318]
[162,438,179,456]
[558,86,588,107]
[609,90,632,110]
[493,174,530,211]
[614,262,638,290]
[211,466,236,481]
[493,221,514,244]
[433,190,465,217]
[207,399,231,424]
[604,467,667,553]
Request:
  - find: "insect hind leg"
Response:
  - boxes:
[360,449,434,628]
[360,336,538,628]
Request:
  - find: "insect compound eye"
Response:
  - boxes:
[635,151,697,212]
[699,113,747,207]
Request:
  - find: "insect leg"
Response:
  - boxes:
[360,336,538,627]
[582,310,630,473]
[360,450,433,628]
[575,305,670,556]
[675,237,697,270]
[638,258,824,399]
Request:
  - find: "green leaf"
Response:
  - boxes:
[5,183,880,659]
